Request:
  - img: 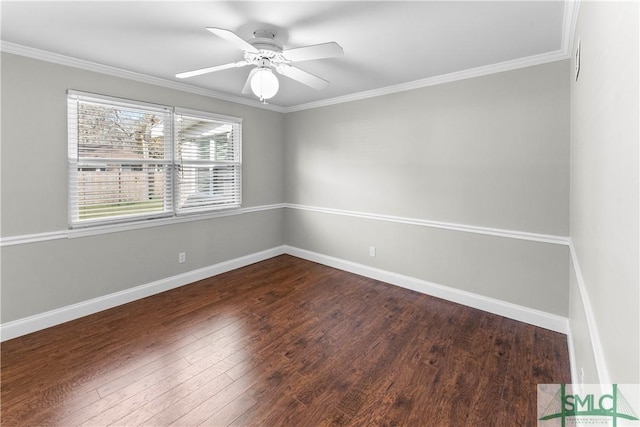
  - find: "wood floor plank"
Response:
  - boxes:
[1,255,570,426]
[198,392,258,427]
[110,354,240,426]
[56,356,195,426]
[174,352,298,426]
[134,372,236,426]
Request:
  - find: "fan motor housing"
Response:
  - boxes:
[249,30,283,52]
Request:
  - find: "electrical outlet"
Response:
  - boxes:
[369,246,376,257]
[179,252,186,263]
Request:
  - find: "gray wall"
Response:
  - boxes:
[285,62,570,235]
[1,53,573,328]
[1,53,285,322]
[284,61,571,316]
[569,2,639,383]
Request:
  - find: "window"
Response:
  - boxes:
[68,91,242,228]
[174,109,242,215]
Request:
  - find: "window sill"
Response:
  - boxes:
[67,204,285,239]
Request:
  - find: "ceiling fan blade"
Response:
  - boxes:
[176,60,248,79]
[242,68,259,94]
[206,27,259,53]
[282,42,343,62]
[276,64,329,90]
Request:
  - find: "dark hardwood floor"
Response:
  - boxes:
[1,255,570,426]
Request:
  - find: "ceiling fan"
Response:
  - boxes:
[176,27,343,102]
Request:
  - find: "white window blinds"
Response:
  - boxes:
[175,110,242,214]
[68,92,242,228]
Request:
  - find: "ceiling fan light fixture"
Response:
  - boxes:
[250,67,279,101]
[177,27,343,101]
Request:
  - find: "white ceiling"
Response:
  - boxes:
[1,1,573,111]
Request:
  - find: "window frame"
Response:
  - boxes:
[67,90,243,229]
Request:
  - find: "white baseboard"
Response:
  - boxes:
[566,324,580,385]
[568,242,610,384]
[1,244,570,342]
[0,246,286,342]
[285,245,569,334]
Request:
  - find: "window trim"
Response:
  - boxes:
[67,90,243,229]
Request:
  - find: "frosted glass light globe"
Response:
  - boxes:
[250,67,279,100]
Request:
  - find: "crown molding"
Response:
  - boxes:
[1,1,580,115]
[283,49,570,113]
[0,41,570,115]
[0,41,286,113]
[284,1,580,113]
[562,0,581,57]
